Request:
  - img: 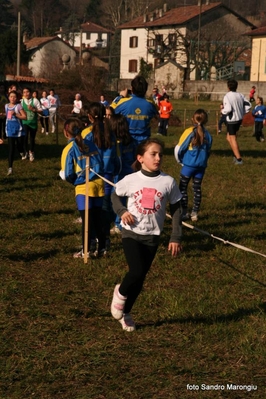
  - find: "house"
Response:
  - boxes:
[25,36,77,79]
[57,22,113,49]
[154,60,184,96]
[246,26,266,82]
[117,1,256,82]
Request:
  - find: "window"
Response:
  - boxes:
[129,59,138,73]
[155,34,163,45]
[147,38,155,47]
[129,36,138,48]
[168,33,177,46]
[86,33,91,40]
[154,58,161,68]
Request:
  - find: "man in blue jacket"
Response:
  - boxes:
[111,75,158,145]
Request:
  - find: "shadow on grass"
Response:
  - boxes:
[143,302,266,330]
[6,249,59,262]
[0,208,76,220]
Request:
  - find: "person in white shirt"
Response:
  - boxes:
[110,138,182,332]
[47,89,61,133]
[71,93,82,116]
[222,79,251,165]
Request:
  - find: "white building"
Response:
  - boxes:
[57,22,113,49]
[118,2,255,80]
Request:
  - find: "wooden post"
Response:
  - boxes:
[84,156,90,264]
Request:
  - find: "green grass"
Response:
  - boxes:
[0,104,266,398]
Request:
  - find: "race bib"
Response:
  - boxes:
[141,187,156,209]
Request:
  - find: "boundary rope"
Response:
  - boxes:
[81,167,266,259]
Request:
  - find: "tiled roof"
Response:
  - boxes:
[5,75,49,83]
[245,26,266,36]
[80,22,114,34]
[118,2,255,29]
[56,22,114,35]
[25,36,77,52]
[25,36,58,50]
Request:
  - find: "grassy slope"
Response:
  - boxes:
[0,101,266,398]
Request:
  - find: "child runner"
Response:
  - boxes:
[252,96,266,142]
[157,94,173,136]
[40,90,51,135]
[60,118,105,258]
[21,87,42,161]
[218,103,226,133]
[5,90,27,175]
[71,93,82,116]
[249,86,256,103]
[47,89,60,133]
[174,109,212,222]
[108,113,136,235]
[110,138,182,332]
[85,102,119,252]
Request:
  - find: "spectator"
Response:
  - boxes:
[111,75,158,145]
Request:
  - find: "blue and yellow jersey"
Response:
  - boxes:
[60,138,104,197]
[81,125,93,140]
[174,126,212,169]
[111,94,158,144]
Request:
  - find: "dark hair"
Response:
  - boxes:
[64,118,87,153]
[87,102,112,148]
[133,137,164,171]
[9,90,17,97]
[131,75,148,97]
[257,96,263,104]
[191,109,208,147]
[227,79,238,92]
[105,105,115,117]
[108,114,132,146]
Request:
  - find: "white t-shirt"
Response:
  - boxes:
[115,171,182,236]
[73,100,82,114]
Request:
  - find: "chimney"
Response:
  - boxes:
[144,14,147,23]
[198,0,201,5]
[159,9,163,17]
[206,0,209,4]
[163,3,167,12]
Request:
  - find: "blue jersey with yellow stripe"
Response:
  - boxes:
[111,94,158,144]
[60,137,104,197]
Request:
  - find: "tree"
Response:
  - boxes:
[139,57,152,79]
[0,0,15,35]
[19,0,67,36]
[0,28,29,75]
[85,0,102,24]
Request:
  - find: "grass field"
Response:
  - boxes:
[0,101,266,399]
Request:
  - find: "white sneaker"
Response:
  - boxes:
[111,284,127,320]
[51,127,55,133]
[119,313,136,332]
[46,132,49,135]
[191,211,198,222]
[7,167,12,176]
[41,127,44,133]
[21,152,28,160]
[29,152,34,162]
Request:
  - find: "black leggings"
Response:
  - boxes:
[79,207,106,252]
[179,174,203,213]
[8,137,24,168]
[23,125,37,153]
[40,116,49,132]
[119,238,158,314]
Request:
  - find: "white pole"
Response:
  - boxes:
[84,156,90,264]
